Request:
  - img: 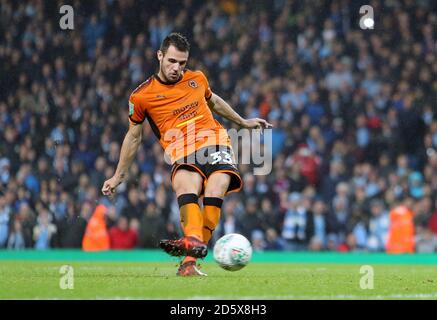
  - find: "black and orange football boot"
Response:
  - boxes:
[159,236,208,258]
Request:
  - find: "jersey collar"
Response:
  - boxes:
[154,71,184,85]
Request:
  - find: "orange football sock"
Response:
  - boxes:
[202,197,223,244]
[182,197,223,265]
[178,193,203,241]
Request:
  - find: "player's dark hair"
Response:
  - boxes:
[160,32,190,55]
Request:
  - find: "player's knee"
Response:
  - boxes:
[204,186,226,198]
[173,170,203,196]
[174,184,200,197]
[173,178,202,197]
[205,173,230,198]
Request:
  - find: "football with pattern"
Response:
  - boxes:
[213,233,253,271]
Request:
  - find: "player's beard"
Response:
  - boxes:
[160,64,182,84]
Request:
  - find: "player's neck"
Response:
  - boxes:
[155,71,184,85]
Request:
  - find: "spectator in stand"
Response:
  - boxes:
[282,192,314,251]
[56,202,88,248]
[7,219,26,250]
[33,207,57,250]
[237,197,263,241]
[121,187,144,221]
[259,197,281,234]
[415,228,437,253]
[216,198,240,241]
[429,198,437,235]
[0,195,11,248]
[310,199,329,250]
[251,230,266,252]
[265,228,286,251]
[109,216,138,249]
[15,202,36,248]
[367,199,390,252]
[139,202,167,248]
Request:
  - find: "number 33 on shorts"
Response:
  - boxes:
[210,150,234,165]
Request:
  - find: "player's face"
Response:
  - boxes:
[157,45,188,83]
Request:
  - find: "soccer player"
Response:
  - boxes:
[102,33,272,276]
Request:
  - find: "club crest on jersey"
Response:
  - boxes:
[129,101,134,116]
[188,80,198,88]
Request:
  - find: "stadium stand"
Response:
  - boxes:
[0,0,436,253]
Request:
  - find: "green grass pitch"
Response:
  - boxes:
[1,251,436,300]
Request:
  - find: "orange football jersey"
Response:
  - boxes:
[128,70,231,163]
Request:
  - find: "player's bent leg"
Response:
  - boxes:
[202,172,230,244]
[173,168,204,240]
[159,168,208,259]
[172,168,203,198]
[204,172,231,198]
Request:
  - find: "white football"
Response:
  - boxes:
[213,233,253,271]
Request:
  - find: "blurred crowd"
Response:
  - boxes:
[1,0,437,252]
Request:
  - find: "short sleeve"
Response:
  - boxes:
[199,71,212,100]
[128,93,146,124]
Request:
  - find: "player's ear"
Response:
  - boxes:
[157,50,163,62]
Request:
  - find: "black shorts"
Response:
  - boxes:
[171,145,243,196]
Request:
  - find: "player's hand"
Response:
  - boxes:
[102,176,122,196]
[240,118,273,129]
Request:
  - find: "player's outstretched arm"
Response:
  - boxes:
[102,122,143,196]
[207,93,273,129]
